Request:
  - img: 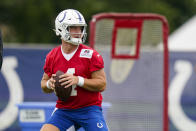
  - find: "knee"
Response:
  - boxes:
[40,124,59,131]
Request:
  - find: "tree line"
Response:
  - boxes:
[0,0,195,44]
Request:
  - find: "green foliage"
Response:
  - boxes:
[0,0,195,43]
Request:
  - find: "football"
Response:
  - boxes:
[53,70,72,102]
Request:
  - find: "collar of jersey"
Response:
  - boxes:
[61,45,79,61]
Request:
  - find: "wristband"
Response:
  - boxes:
[46,80,52,89]
[77,76,84,87]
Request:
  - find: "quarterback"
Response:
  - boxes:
[40,9,108,131]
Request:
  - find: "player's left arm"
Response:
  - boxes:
[60,68,106,92]
[82,68,106,92]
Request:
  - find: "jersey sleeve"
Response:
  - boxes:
[89,50,104,72]
[43,50,53,77]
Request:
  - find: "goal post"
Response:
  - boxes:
[89,13,169,131]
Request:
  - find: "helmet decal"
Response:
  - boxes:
[58,12,67,23]
[75,11,82,22]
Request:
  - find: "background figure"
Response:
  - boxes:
[0,30,3,70]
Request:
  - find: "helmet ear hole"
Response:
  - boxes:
[58,29,62,32]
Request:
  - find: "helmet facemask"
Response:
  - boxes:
[64,25,87,45]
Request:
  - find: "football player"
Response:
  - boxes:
[40,9,108,131]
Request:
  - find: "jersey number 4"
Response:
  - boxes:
[67,68,77,96]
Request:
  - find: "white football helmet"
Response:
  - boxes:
[54,9,87,45]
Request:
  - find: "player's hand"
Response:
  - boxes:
[48,74,56,90]
[59,73,78,88]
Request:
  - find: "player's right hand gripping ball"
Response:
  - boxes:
[53,70,72,102]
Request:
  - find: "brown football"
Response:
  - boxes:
[53,70,72,102]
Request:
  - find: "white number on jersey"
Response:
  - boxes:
[66,68,77,96]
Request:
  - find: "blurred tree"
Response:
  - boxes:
[0,0,195,44]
